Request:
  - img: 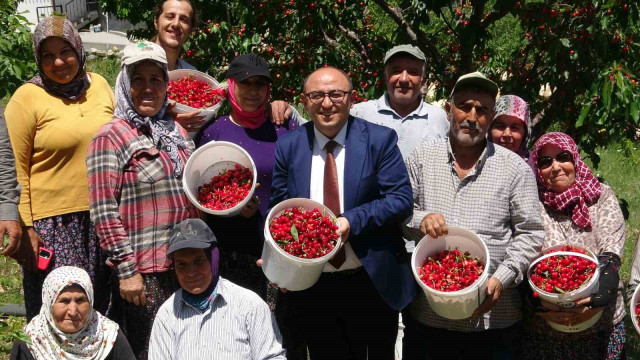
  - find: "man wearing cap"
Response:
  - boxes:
[401,72,545,359]
[271,44,448,159]
[148,219,286,360]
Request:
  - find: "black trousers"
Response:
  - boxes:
[285,268,399,360]
[402,310,523,360]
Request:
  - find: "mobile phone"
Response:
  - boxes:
[37,247,54,271]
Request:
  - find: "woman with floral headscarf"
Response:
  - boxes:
[87,41,198,360]
[490,95,530,160]
[522,132,626,359]
[4,15,113,320]
[10,266,135,360]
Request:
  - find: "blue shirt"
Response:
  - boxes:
[350,93,449,159]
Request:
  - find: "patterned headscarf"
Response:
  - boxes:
[28,16,90,100]
[493,95,530,159]
[531,132,602,229]
[25,267,119,360]
[113,44,188,177]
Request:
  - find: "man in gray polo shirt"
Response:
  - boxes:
[271,44,448,159]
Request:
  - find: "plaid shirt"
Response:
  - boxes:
[87,118,198,279]
[403,138,545,331]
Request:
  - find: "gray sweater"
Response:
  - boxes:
[0,104,20,221]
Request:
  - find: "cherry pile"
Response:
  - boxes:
[530,254,596,294]
[636,303,640,324]
[168,75,226,109]
[269,207,339,259]
[197,164,252,210]
[418,248,485,292]
[545,244,588,255]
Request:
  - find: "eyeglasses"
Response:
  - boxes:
[304,89,351,104]
[536,150,574,170]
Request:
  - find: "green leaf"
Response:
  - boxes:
[576,105,590,128]
[615,72,625,92]
[631,102,640,124]
[602,80,612,108]
[553,286,566,294]
[560,38,571,48]
[291,224,299,242]
[251,34,261,45]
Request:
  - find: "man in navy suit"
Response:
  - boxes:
[269,67,415,359]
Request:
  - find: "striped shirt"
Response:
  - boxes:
[148,278,286,360]
[403,138,545,331]
[87,117,199,279]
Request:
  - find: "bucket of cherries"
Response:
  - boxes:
[631,284,640,335]
[167,69,226,126]
[528,247,600,333]
[411,227,490,320]
[261,198,342,291]
[182,141,257,217]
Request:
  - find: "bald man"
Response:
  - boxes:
[269,67,415,359]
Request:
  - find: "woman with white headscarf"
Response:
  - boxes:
[10,266,135,360]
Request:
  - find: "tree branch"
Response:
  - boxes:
[370,0,444,76]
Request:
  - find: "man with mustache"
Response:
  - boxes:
[401,72,545,359]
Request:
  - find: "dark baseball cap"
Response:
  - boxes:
[167,219,217,256]
[226,54,272,82]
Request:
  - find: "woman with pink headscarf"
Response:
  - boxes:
[522,132,626,359]
[196,54,298,299]
[490,95,530,160]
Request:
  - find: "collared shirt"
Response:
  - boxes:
[176,59,197,70]
[350,94,449,159]
[403,138,545,331]
[87,117,199,279]
[0,105,20,221]
[148,278,286,360]
[310,124,363,272]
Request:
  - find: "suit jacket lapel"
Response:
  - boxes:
[344,117,366,211]
[292,124,314,199]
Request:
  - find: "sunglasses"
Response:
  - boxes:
[536,150,574,170]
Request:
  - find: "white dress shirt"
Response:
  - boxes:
[310,124,363,272]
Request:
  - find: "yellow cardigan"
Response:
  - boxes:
[5,73,114,226]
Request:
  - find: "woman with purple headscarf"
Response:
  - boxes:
[4,15,113,320]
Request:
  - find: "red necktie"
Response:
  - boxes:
[324,140,346,268]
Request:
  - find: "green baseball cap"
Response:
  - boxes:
[450,71,499,99]
[383,44,426,64]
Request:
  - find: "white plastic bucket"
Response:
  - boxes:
[631,285,640,335]
[261,198,342,291]
[411,227,490,320]
[182,141,257,217]
[168,69,225,136]
[528,251,601,333]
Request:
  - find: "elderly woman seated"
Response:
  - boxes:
[148,219,286,359]
[10,266,135,360]
[522,132,626,359]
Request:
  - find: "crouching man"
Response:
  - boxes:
[149,219,286,359]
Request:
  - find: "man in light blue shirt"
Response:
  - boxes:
[272,44,448,159]
[350,44,449,159]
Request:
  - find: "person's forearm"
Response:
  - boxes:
[0,118,20,221]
